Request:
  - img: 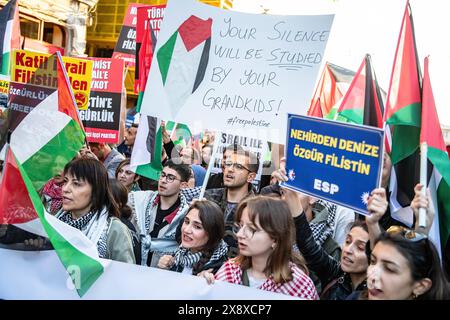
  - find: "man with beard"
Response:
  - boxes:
[128,160,191,266]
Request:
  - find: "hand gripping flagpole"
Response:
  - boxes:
[418,142,427,229]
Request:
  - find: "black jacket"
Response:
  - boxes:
[294,213,366,300]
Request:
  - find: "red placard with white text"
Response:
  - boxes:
[81,58,124,143]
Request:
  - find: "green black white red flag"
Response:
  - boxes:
[420,57,450,255]
[385,1,422,225]
[335,54,384,129]
[0,53,106,297]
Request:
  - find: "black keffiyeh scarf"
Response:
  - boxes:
[58,211,96,230]
[310,200,337,246]
[174,240,228,268]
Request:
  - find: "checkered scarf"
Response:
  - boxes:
[215,259,318,300]
[58,211,97,231]
[57,210,109,258]
[173,247,202,268]
[174,240,228,268]
[309,200,337,246]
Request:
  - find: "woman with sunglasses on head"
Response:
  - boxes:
[202,196,318,299]
[354,184,450,300]
[55,157,135,263]
[156,200,228,276]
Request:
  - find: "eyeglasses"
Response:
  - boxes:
[386,225,427,242]
[232,223,261,239]
[223,161,251,172]
[159,171,181,183]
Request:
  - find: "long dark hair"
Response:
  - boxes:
[235,196,308,283]
[374,232,450,300]
[63,158,119,218]
[184,200,224,275]
[109,179,132,219]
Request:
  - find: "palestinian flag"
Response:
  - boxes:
[157,15,212,117]
[385,1,422,224]
[335,54,384,128]
[0,0,20,75]
[421,56,450,255]
[307,98,323,118]
[385,1,422,162]
[130,115,163,180]
[308,62,355,119]
[0,148,106,297]
[136,14,158,113]
[166,120,192,147]
[9,53,85,191]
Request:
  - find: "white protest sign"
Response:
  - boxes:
[140,0,334,144]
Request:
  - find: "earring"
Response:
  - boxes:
[412,293,418,299]
[271,243,276,250]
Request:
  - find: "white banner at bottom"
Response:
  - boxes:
[0,249,298,300]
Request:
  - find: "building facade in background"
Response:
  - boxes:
[1,0,98,56]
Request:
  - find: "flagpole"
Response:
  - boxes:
[418,142,427,229]
[198,131,221,200]
[170,122,178,141]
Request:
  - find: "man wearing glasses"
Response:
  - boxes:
[128,160,192,267]
[204,148,260,258]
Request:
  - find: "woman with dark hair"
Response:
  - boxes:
[115,158,141,192]
[157,200,228,275]
[109,179,141,264]
[56,158,135,263]
[365,229,450,300]
[358,183,450,300]
[282,186,378,300]
[202,196,318,299]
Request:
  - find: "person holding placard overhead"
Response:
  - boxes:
[275,167,388,299]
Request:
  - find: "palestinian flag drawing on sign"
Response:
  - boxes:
[157,15,212,117]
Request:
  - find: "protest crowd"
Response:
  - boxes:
[0,0,450,301]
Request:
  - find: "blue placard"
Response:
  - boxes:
[281,114,384,216]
